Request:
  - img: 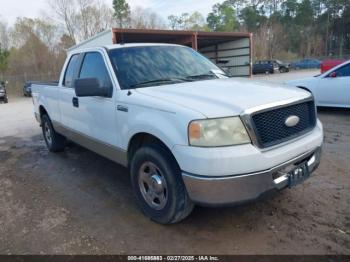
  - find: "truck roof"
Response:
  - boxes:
[69,43,183,54]
[106,43,181,49]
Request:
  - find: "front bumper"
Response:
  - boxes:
[35,112,41,123]
[182,147,322,206]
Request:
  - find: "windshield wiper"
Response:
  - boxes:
[185,71,220,80]
[186,71,230,80]
[129,78,189,88]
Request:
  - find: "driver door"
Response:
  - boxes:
[71,51,118,148]
[317,63,350,107]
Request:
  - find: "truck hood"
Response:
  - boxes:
[135,78,311,118]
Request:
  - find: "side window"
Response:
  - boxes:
[79,52,112,89]
[335,64,350,77]
[63,54,79,88]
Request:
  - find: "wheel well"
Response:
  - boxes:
[297,86,311,93]
[127,133,175,167]
[39,105,48,118]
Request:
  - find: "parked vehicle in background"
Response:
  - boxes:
[253,60,290,74]
[23,81,33,97]
[253,60,274,74]
[31,44,323,224]
[291,59,321,70]
[321,59,346,73]
[286,60,350,108]
[0,81,8,104]
[275,60,291,73]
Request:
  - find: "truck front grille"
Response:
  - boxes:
[251,100,316,148]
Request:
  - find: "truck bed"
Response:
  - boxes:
[30,81,59,86]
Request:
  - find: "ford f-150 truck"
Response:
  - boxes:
[32,43,323,224]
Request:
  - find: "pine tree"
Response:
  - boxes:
[113,0,131,28]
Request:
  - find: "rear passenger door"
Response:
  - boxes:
[71,51,118,147]
[59,53,81,128]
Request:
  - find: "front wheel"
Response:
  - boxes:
[4,97,8,103]
[130,145,194,224]
[41,114,66,152]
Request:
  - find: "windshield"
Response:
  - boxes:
[108,45,224,89]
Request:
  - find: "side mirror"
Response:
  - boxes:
[74,78,110,97]
[329,71,337,78]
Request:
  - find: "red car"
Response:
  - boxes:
[321,59,346,73]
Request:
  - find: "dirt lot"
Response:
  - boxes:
[0,70,349,255]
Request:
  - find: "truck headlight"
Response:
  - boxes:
[188,117,251,147]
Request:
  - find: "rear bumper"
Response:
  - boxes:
[182,146,322,206]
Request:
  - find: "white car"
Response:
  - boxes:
[31,44,323,224]
[286,60,350,108]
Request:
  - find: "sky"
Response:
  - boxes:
[0,0,223,25]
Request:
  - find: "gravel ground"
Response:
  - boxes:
[0,70,349,255]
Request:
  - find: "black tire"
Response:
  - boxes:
[4,97,8,103]
[130,145,194,224]
[41,114,66,152]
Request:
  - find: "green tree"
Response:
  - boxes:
[113,0,131,28]
[239,5,266,31]
[295,0,314,27]
[168,12,207,31]
[0,46,9,79]
[188,12,208,31]
[281,0,298,20]
[167,13,190,30]
[207,1,238,32]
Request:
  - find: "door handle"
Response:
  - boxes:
[117,105,128,112]
[72,97,79,108]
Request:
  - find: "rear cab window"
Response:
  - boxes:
[63,54,80,88]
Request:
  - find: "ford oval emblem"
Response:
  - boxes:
[285,115,300,127]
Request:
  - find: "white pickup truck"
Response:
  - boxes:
[32,43,323,224]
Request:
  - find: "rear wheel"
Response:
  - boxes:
[4,97,8,103]
[41,114,66,152]
[130,145,194,224]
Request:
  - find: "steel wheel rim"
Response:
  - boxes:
[44,122,52,146]
[138,161,168,210]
